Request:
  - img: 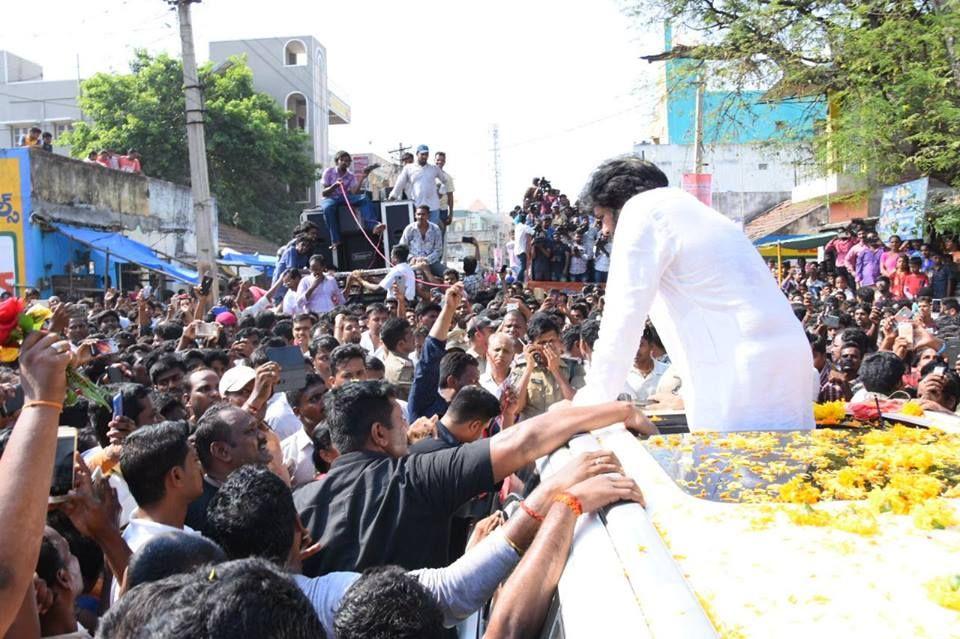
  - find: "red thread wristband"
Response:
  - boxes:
[519,500,545,523]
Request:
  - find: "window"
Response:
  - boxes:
[284,40,307,66]
[758,163,768,170]
[11,125,35,146]
[54,122,73,139]
[285,93,308,131]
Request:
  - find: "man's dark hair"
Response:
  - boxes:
[254,310,278,331]
[463,256,478,275]
[310,334,340,358]
[445,385,501,425]
[380,317,411,352]
[334,566,443,639]
[155,321,184,341]
[293,312,315,325]
[149,354,187,385]
[439,351,479,389]
[365,355,385,373]
[125,531,227,591]
[415,302,442,319]
[330,343,368,377]
[284,372,325,408]
[443,268,459,282]
[119,421,192,508]
[272,319,294,342]
[579,319,601,349]
[35,534,64,588]
[206,465,296,565]
[811,337,827,355]
[859,351,906,396]
[944,299,960,314]
[579,155,669,212]
[527,313,561,341]
[838,327,870,355]
[194,403,241,469]
[561,325,581,352]
[151,391,186,421]
[311,426,335,474]
[325,381,396,453]
[100,559,324,639]
[391,244,410,263]
[203,349,231,371]
[366,302,388,317]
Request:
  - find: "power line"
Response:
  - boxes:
[493,104,644,151]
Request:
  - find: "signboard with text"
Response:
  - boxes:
[681,173,712,207]
[0,151,28,295]
[877,177,928,242]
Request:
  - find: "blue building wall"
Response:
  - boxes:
[661,25,826,145]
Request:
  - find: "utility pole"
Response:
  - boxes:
[491,125,503,266]
[169,0,218,298]
[693,73,705,174]
[388,142,411,163]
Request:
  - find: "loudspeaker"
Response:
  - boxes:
[381,200,414,256]
[340,232,385,271]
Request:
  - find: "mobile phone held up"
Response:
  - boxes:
[112,392,124,421]
[461,236,475,244]
[50,427,77,502]
[200,275,214,296]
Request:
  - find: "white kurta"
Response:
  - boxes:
[575,188,814,432]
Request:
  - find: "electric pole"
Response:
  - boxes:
[693,73,705,174]
[169,0,218,298]
[491,125,503,265]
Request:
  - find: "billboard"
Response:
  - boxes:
[681,173,712,207]
[0,151,28,295]
[878,177,928,241]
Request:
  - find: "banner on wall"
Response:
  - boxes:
[0,153,28,295]
[877,177,929,242]
[681,173,712,207]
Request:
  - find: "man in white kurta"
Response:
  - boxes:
[575,186,814,432]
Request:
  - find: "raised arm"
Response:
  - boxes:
[487,401,653,482]
[430,282,463,342]
[0,332,72,634]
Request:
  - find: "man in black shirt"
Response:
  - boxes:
[294,380,654,574]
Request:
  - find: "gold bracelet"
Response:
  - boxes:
[23,400,63,411]
[503,535,525,557]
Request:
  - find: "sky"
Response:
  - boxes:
[5,0,665,215]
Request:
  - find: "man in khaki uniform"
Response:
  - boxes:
[510,313,586,421]
[381,316,416,400]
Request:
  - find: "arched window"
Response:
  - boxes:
[285,92,308,131]
[284,40,307,66]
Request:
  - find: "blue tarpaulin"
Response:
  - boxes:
[51,223,200,285]
[218,251,277,275]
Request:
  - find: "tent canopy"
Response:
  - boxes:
[218,251,277,270]
[754,231,837,258]
[51,223,199,285]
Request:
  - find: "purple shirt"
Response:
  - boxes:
[856,247,883,286]
[321,167,358,198]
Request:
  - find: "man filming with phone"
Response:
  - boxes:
[509,314,585,421]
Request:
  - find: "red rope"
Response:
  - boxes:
[336,182,450,288]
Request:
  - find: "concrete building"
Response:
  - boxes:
[637,25,827,223]
[209,36,351,204]
[633,141,816,223]
[1,146,206,297]
[446,201,511,269]
[0,51,82,150]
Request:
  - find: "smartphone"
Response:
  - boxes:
[934,365,946,376]
[195,321,217,338]
[822,314,841,329]
[112,392,124,421]
[92,339,117,356]
[895,306,914,320]
[461,236,475,244]
[266,345,308,393]
[0,385,24,417]
[506,303,519,312]
[200,275,213,296]
[933,299,942,314]
[50,427,77,501]
[898,322,914,343]
[107,367,125,384]
[142,284,153,299]
[532,352,546,367]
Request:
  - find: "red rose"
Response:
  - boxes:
[0,297,25,345]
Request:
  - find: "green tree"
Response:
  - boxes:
[65,51,316,243]
[630,1,960,187]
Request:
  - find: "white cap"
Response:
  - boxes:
[219,365,257,395]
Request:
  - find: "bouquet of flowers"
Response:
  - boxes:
[0,297,111,408]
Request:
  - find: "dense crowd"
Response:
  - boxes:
[778,223,960,411]
[0,208,664,638]
[510,177,608,283]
